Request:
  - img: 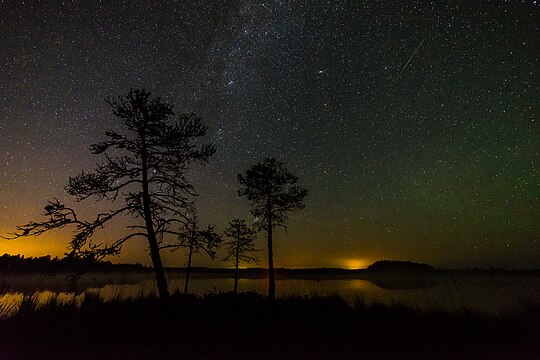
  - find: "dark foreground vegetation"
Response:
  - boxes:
[1,292,538,360]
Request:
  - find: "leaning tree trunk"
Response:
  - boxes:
[267,197,275,301]
[141,146,170,306]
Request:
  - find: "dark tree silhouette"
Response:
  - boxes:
[237,158,307,300]
[223,218,258,293]
[6,89,215,306]
[173,213,221,295]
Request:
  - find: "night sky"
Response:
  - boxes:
[1,1,539,269]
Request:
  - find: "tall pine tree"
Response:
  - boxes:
[9,89,215,306]
[238,158,307,300]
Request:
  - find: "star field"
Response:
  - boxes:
[1,1,539,268]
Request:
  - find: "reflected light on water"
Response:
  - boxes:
[0,291,85,318]
[1,274,539,317]
[0,293,23,317]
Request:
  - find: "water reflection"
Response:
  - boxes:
[1,273,539,317]
[0,291,85,317]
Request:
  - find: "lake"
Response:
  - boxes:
[1,271,539,317]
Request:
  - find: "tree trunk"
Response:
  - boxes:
[267,197,275,301]
[234,233,240,294]
[184,236,194,295]
[141,145,169,306]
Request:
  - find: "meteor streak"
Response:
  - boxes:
[393,35,429,85]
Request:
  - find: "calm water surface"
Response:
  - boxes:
[1,272,539,317]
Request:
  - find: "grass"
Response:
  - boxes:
[0,291,538,359]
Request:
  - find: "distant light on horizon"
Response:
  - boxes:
[341,258,370,270]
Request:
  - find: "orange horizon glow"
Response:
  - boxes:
[340,258,371,270]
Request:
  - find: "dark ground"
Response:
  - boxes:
[0,292,539,360]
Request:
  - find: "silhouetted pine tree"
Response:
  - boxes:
[237,158,307,300]
[223,218,258,293]
[174,213,221,295]
[7,89,215,306]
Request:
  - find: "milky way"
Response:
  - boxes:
[1,1,539,268]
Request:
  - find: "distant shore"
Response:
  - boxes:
[2,254,539,277]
